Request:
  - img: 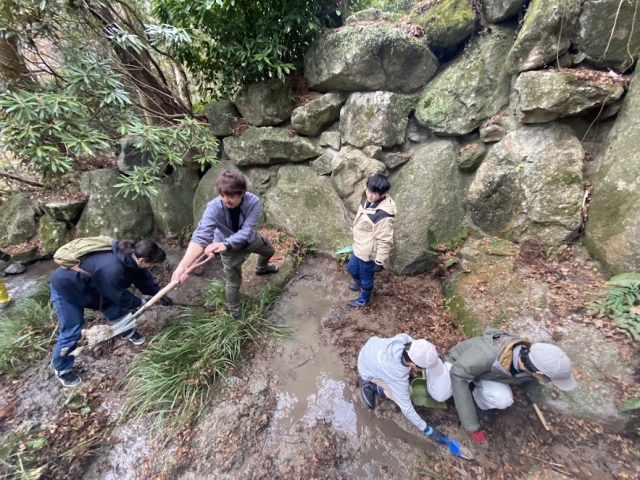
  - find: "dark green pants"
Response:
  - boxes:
[220,234,274,317]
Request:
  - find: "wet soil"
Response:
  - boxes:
[1,250,639,479]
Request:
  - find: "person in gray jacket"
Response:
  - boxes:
[357,334,450,440]
[429,329,577,448]
[171,170,277,319]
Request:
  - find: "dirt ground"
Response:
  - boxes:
[1,244,639,479]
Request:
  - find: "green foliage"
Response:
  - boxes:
[0,284,56,376]
[427,228,469,254]
[620,396,640,436]
[122,281,289,440]
[589,273,640,341]
[154,0,324,98]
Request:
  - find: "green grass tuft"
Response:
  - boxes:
[121,282,289,441]
[0,283,57,376]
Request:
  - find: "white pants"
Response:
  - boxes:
[427,362,514,410]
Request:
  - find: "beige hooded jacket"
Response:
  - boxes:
[352,195,396,267]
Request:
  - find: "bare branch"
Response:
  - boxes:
[0,172,44,187]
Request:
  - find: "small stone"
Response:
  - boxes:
[5,262,27,274]
[319,131,341,150]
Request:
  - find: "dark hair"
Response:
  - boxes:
[519,346,539,373]
[215,170,247,196]
[117,239,166,264]
[402,343,412,364]
[367,173,390,195]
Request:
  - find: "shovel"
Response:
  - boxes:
[437,435,475,460]
[79,253,213,348]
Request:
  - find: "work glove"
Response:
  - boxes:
[137,298,147,309]
[471,430,489,448]
[0,250,9,262]
[424,426,446,443]
[160,296,174,306]
[374,262,384,273]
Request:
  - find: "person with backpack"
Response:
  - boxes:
[171,170,278,320]
[0,250,11,308]
[50,238,171,387]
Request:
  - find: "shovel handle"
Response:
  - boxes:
[533,403,550,431]
[135,280,180,316]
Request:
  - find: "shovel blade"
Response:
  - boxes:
[82,313,136,347]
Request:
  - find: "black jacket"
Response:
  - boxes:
[50,239,160,310]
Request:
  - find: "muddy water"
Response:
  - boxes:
[3,260,57,299]
[258,263,434,478]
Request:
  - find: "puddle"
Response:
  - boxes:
[3,260,57,299]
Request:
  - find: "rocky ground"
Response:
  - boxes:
[0,238,639,479]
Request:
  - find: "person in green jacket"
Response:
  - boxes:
[429,329,576,448]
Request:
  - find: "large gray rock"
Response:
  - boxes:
[204,100,240,137]
[331,149,387,213]
[312,152,333,176]
[115,137,153,173]
[0,193,36,246]
[223,127,322,166]
[263,164,352,257]
[345,8,402,24]
[516,70,626,123]
[575,0,640,70]
[149,167,199,237]
[341,92,413,147]
[38,215,71,255]
[415,26,515,135]
[304,24,438,93]
[192,159,245,222]
[409,0,475,52]
[233,78,294,127]
[42,201,85,224]
[291,93,347,136]
[506,0,582,73]
[585,73,640,274]
[468,124,584,245]
[246,166,278,195]
[483,0,528,23]
[76,170,154,239]
[391,140,465,274]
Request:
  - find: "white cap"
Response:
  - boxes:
[407,340,445,376]
[530,343,577,391]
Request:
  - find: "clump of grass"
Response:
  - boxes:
[121,282,289,440]
[0,283,57,376]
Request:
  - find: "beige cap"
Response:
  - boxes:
[408,340,445,376]
[530,343,577,391]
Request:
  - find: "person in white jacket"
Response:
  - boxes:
[358,334,451,439]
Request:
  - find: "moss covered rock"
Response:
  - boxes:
[516,70,625,123]
[304,24,438,93]
[506,0,582,73]
[39,214,71,255]
[415,26,515,135]
[0,193,37,247]
[391,139,465,274]
[204,100,240,137]
[341,92,414,148]
[575,0,640,70]
[262,164,352,257]
[76,170,153,239]
[223,127,322,166]
[585,72,640,274]
[233,78,294,127]
[468,124,584,245]
[42,201,85,224]
[149,167,199,237]
[458,142,487,172]
[331,149,386,213]
[291,93,348,137]
[409,0,476,52]
[483,0,528,23]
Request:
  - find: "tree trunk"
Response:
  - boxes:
[0,35,34,89]
[85,2,188,121]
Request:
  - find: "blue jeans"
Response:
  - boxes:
[51,286,128,374]
[347,254,375,292]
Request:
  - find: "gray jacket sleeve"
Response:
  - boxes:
[226,195,261,250]
[450,352,494,432]
[191,203,218,247]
